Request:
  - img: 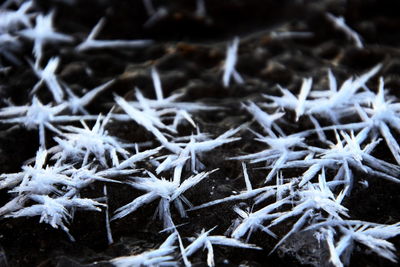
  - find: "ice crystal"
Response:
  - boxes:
[0,148,106,238]
[232,133,309,183]
[112,170,216,230]
[265,64,381,123]
[0,96,95,147]
[6,194,104,239]
[65,79,115,114]
[326,78,400,165]
[0,33,22,66]
[30,57,65,103]
[76,18,152,51]
[223,37,243,88]
[279,130,400,191]
[125,67,218,131]
[326,13,363,48]
[0,1,33,33]
[307,221,400,267]
[111,232,177,267]
[51,113,129,167]
[19,11,73,63]
[185,227,260,267]
[242,101,285,137]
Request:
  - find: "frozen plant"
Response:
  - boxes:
[110,232,177,267]
[112,170,216,230]
[185,227,260,267]
[76,17,152,52]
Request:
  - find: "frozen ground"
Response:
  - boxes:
[1,0,400,266]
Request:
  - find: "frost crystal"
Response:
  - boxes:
[185,227,260,267]
[6,194,104,240]
[31,57,65,103]
[326,13,363,48]
[0,1,32,33]
[111,232,177,267]
[19,11,73,63]
[0,96,95,147]
[52,113,129,167]
[0,148,105,239]
[65,79,115,114]
[112,170,216,230]
[76,18,152,51]
[223,37,243,88]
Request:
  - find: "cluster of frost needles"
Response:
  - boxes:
[0,1,400,267]
[190,64,400,266]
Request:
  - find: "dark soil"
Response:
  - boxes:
[1,0,400,266]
